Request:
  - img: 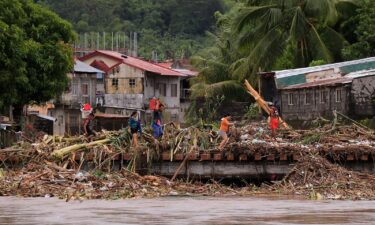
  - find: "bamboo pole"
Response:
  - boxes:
[51,139,110,160]
[244,79,291,129]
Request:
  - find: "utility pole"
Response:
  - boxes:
[97,32,100,50]
[103,32,106,50]
[111,32,114,51]
[129,31,132,56]
[134,32,138,57]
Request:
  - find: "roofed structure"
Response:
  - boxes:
[271,57,375,88]
[80,50,183,77]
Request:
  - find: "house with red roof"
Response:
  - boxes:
[156,60,198,122]
[79,50,185,121]
[49,60,130,135]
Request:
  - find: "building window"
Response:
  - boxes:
[81,83,88,95]
[129,79,136,88]
[112,78,118,88]
[336,89,342,102]
[320,90,326,103]
[72,81,78,95]
[304,92,312,105]
[288,93,294,105]
[159,83,166,96]
[171,84,177,97]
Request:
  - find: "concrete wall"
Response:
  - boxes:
[104,94,144,110]
[106,64,144,94]
[144,74,181,122]
[281,85,350,120]
[80,54,182,121]
[49,108,83,136]
[144,74,180,108]
[61,72,97,107]
[351,76,375,116]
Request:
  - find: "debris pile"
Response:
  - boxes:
[0,160,241,200]
[1,120,375,200]
[268,153,375,200]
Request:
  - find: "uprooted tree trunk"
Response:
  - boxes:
[51,139,111,160]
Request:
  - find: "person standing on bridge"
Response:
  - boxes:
[128,111,140,147]
[219,113,234,151]
[268,104,280,138]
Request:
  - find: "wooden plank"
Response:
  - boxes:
[174,153,184,161]
[200,153,211,161]
[347,154,354,161]
[254,153,262,161]
[226,152,234,161]
[188,152,198,161]
[239,154,248,161]
[267,154,275,161]
[214,153,222,161]
[360,154,368,161]
[161,151,170,161]
[279,154,288,161]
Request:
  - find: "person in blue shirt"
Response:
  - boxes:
[128,111,139,147]
[152,119,163,142]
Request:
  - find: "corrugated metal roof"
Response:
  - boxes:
[281,77,352,90]
[36,114,57,122]
[74,60,104,74]
[173,69,198,77]
[274,57,375,79]
[345,69,375,78]
[281,69,375,90]
[95,113,129,119]
[80,51,184,77]
[273,57,375,88]
[156,62,173,69]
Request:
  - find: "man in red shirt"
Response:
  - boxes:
[218,114,234,151]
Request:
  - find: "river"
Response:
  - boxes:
[0,196,374,225]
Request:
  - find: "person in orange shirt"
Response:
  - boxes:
[268,105,280,138]
[218,114,234,151]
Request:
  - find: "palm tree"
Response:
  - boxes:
[233,0,358,77]
[186,9,249,122]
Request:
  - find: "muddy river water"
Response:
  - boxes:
[0,196,374,225]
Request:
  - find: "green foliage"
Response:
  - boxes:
[233,0,357,76]
[341,0,375,60]
[0,0,75,109]
[37,0,226,60]
[309,60,327,67]
[186,95,225,124]
[244,104,259,120]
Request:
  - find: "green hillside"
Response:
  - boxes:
[35,0,233,60]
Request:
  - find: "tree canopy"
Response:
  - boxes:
[0,0,76,109]
[188,0,375,122]
[35,0,229,60]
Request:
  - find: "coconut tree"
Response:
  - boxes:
[232,0,358,78]
[187,9,249,122]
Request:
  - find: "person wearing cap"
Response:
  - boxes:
[218,113,234,151]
